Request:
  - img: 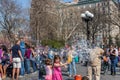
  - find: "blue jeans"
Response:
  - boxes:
[68,58,76,75]
[111,59,117,74]
[24,59,31,74]
[20,61,25,76]
[31,60,37,72]
[115,57,119,66]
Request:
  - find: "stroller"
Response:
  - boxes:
[101,56,110,75]
[6,63,13,77]
[38,54,46,80]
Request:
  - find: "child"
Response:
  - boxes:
[82,76,89,80]
[52,55,67,80]
[45,59,52,80]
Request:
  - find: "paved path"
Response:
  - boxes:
[5,63,120,80]
[63,63,120,80]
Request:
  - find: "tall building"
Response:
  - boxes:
[62,0,119,45]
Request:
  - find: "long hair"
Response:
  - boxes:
[45,58,51,65]
[53,55,61,63]
[1,45,8,53]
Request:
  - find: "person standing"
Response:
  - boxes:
[87,47,104,80]
[30,46,37,73]
[110,49,117,75]
[43,46,49,59]
[24,44,32,74]
[1,45,10,79]
[20,37,26,76]
[114,46,119,66]
[67,46,77,77]
[11,40,23,80]
[0,46,4,79]
[118,47,120,61]
[48,50,54,60]
[52,55,67,80]
[45,59,52,80]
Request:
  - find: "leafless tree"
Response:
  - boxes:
[30,0,58,42]
[80,4,111,45]
[57,7,83,43]
[0,0,23,43]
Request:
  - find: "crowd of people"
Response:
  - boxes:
[102,45,120,76]
[0,38,38,80]
[0,37,119,80]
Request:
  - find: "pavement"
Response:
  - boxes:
[5,63,120,80]
[63,63,120,80]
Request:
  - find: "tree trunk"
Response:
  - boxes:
[92,34,95,46]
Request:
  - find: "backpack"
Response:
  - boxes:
[103,56,108,62]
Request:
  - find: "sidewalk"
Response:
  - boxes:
[63,63,120,80]
[5,64,120,80]
[6,71,38,80]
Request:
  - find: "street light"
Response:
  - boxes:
[81,11,94,46]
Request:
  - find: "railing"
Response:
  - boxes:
[78,0,101,5]
[77,0,118,5]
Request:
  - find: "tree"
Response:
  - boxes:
[30,0,58,42]
[90,9,109,44]
[111,9,120,34]
[0,0,23,43]
[55,6,83,43]
[109,1,120,46]
[80,7,109,46]
[30,0,82,44]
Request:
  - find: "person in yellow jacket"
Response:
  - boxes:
[67,46,77,77]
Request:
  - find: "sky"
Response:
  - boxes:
[17,0,73,8]
[64,0,73,2]
[17,0,31,8]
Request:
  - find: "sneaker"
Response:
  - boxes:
[32,71,38,74]
[19,75,24,78]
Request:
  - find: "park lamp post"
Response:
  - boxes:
[81,11,94,46]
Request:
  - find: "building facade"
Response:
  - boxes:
[63,0,119,46]
[30,0,119,46]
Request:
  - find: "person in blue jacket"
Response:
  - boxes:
[20,37,26,77]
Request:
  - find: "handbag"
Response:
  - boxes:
[67,54,72,64]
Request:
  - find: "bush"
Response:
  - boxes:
[41,39,65,49]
